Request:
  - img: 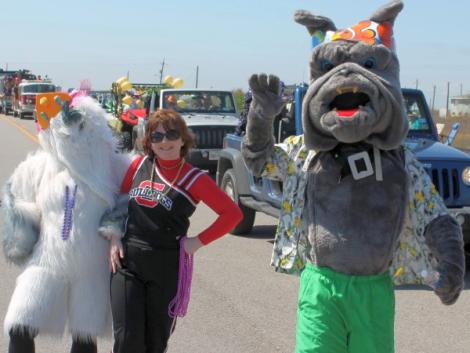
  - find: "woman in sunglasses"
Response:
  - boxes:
[108,109,243,353]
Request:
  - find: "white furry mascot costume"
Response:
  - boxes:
[2,94,131,352]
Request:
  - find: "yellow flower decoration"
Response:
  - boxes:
[280,257,289,266]
[283,201,292,212]
[266,163,275,174]
[298,150,307,160]
[294,217,301,228]
[295,257,305,270]
[286,136,296,144]
[287,228,293,237]
[427,201,434,210]
[415,191,425,203]
[394,267,404,277]
[399,241,406,250]
[287,161,294,175]
[431,185,438,195]
[409,247,417,256]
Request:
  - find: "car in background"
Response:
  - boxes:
[159,89,240,173]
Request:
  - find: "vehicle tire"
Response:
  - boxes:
[19,112,25,119]
[13,110,18,117]
[120,131,132,151]
[221,168,255,235]
[131,125,140,152]
[464,243,470,268]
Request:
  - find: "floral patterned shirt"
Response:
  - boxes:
[265,135,448,285]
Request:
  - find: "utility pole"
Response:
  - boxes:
[195,65,199,88]
[159,58,166,84]
[127,70,129,79]
[415,79,419,89]
[431,85,436,112]
[460,83,463,96]
[5,63,7,70]
[445,81,450,120]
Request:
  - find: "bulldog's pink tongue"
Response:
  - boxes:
[336,108,358,118]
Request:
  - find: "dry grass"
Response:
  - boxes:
[433,114,470,152]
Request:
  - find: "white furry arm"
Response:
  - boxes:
[98,193,129,240]
[2,151,46,265]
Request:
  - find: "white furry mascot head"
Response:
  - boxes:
[39,96,125,207]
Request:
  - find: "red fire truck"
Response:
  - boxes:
[11,72,56,119]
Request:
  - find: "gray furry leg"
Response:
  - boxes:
[8,326,38,353]
[70,338,97,353]
[425,214,465,305]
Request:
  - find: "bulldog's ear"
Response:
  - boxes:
[294,10,337,36]
[369,0,404,24]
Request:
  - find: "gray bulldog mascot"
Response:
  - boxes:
[241,1,465,352]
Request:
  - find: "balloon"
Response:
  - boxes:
[120,81,133,91]
[122,95,133,105]
[163,75,174,85]
[172,78,184,88]
[177,99,186,109]
[115,76,128,85]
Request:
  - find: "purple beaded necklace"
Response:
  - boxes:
[61,185,78,241]
[168,237,194,318]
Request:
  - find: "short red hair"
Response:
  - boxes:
[142,109,195,158]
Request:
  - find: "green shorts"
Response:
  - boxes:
[296,264,395,353]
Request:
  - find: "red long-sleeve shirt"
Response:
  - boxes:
[120,155,243,245]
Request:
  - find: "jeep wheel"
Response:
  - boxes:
[464,243,470,268]
[221,168,255,235]
[120,131,132,151]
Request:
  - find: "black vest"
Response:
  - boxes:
[124,157,199,249]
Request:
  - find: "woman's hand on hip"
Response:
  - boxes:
[109,234,124,273]
[183,236,203,255]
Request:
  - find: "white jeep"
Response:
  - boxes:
[156,89,240,173]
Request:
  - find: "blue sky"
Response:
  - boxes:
[3,0,469,108]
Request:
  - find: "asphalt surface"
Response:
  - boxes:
[0,114,469,353]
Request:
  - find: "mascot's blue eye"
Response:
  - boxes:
[320,59,334,72]
[363,57,376,69]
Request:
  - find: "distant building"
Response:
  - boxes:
[450,94,470,116]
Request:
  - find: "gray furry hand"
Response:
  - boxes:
[434,263,464,305]
[248,74,284,120]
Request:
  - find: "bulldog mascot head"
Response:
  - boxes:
[296,1,408,151]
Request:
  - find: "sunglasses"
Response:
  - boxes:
[150,129,181,143]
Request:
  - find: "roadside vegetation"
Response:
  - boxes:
[433,113,470,152]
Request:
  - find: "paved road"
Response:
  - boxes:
[0,114,469,353]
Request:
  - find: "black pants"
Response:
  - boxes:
[111,243,179,353]
[8,327,97,353]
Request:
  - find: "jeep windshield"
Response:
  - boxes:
[403,90,437,140]
[21,84,56,93]
[162,90,236,114]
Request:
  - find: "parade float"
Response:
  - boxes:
[110,75,184,150]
